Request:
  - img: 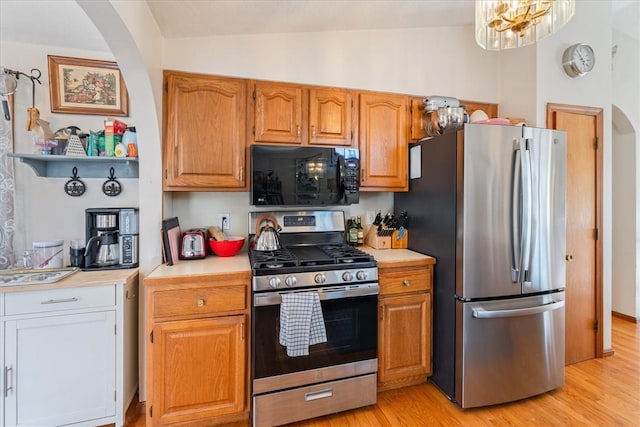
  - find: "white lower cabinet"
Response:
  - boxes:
[4,311,116,426]
[1,281,137,427]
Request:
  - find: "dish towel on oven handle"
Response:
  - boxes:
[279,292,328,357]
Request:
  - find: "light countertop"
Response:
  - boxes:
[0,268,139,293]
[360,247,436,269]
[145,251,251,281]
[144,247,435,281]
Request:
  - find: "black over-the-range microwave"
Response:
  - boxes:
[250,145,360,206]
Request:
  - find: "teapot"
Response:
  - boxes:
[252,214,281,251]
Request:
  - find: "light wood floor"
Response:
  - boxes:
[124,316,639,426]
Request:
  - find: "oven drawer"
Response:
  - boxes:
[379,267,432,296]
[253,373,376,427]
[151,284,246,318]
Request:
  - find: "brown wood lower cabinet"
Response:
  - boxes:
[377,260,434,392]
[145,272,250,426]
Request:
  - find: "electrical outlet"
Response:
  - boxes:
[366,211,375,224]
[217,213,230,231]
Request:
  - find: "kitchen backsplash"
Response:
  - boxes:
[170,191,393,238]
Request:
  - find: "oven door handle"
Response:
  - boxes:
[253,283,379,307]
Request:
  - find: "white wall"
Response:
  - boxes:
[612,117,637,317]
[612,25,640,320]
[0,41,139,263]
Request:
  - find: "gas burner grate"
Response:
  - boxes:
[320,245,375,264]
[249,248,298,270]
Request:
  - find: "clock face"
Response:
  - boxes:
[563,43,595,77]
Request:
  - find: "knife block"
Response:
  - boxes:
[365,228,391,249]
[391,229,408,249]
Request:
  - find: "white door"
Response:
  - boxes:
[4,311,116,426]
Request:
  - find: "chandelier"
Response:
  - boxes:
[475,0,575,50]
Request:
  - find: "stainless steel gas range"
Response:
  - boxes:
[248,210,379,427]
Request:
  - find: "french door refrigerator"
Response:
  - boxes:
[394,123,567,408]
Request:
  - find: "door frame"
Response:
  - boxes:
[546,103,604,358]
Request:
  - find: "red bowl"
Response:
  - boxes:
[208,236,245,257]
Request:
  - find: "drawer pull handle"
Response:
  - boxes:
[197,299,205,307]
[305,389,333,401]
[41,297,79,305]
[403,279,411,287]
[4,366,13,397]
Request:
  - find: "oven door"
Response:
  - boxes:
[252,284,378,393]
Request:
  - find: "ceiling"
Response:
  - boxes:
[0,1,637,54]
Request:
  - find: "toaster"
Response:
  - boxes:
[179,228,208,260]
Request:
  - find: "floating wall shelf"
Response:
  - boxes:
[8,154,139,178]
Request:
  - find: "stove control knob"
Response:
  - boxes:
[268,277,282,288]
[314,273,326,284]
[285,275,297,287]
[356,270,367,281]
[342,271,353,282]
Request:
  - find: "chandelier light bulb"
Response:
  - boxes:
[475,0,575,50]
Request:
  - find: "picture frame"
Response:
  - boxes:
[47,55,129,116]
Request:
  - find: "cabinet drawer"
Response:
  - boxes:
[379,267,432,296]
[5,285,116,316]
[152,285,246,318]
[253,374,376,427]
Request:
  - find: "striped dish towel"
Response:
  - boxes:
[279,292,327,357]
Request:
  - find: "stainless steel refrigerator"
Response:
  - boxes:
[394,123,567,408]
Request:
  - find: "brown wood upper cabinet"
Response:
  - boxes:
[251,81,355,147]
[409,97,499,142]
[359,92,409,191]
[163,70,247,191]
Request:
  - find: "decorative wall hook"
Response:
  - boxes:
[102,167,122,197]
[64,167,86,197]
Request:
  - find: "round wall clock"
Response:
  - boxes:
[562,43,595,78]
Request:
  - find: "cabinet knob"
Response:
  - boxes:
[196,299,205,307]
[565,254,573,261]
[403,279,411,287]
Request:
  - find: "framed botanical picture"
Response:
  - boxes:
[47,55,129,116]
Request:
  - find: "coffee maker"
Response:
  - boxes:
[85,208,139,270]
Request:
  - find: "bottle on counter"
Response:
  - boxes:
[122,126,137,158]
[356,216,364,246]
[348,216,358,246]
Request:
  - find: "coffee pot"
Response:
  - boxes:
[85,231,119,267]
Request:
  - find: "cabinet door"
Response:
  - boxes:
[4,311,116,427]
[164,71,246,190]
[359,92,408,190]
[253,81,306,144]
[309,87,354,146]
[410,97,427,141]
[378,293,431,383]
[149,315,246,426]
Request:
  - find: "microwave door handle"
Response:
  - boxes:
[336,156,345,202]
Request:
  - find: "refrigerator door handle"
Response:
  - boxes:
[472,300,564,319]
[521,141,533,286]
[510,142,522,283]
